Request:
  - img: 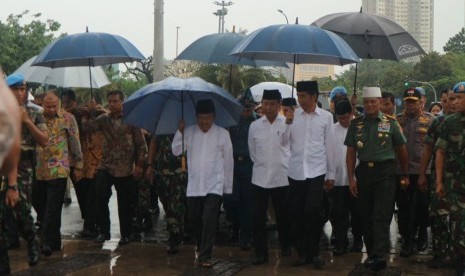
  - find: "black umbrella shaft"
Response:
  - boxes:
[88,59,93,99]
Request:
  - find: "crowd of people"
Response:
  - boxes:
[1,70,465,275]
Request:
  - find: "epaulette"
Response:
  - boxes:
[383,114,397,121]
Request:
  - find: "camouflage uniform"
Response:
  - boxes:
[152,135,187,240]
[436,112,465,265]
[424,115,452,259]
[0,178,10,271]
[7,105,46,246]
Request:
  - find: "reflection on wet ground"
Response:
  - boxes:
[8,189,456,275]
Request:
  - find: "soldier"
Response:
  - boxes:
[380,92,396,116]
[396,88,436,257]
[224,89,257,250]
[145,134,187,253]
[419,88,457,268]
[5,74,48,266]
[435,81,465,276]
[345,87,409,272]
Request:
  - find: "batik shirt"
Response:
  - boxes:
[91,113,147,178]
[35,110,82,181]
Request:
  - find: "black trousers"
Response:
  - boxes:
[95,170,134,238]
[289,175,326,259]
[74,178,97,231]
[187,194,222,261]
[396,174,430,244]
[37,178,67,248]
[251,184,291,258]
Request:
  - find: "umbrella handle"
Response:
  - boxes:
[182,155,187,172]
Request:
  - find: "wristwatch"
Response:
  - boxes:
[7,184,18,191]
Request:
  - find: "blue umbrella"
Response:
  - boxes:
[230,24,360,94]
[32,30,145,97]
[122,76,243,135]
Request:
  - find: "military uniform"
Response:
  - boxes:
[151,135,187,247]
[345,111,406,261]
[436,111,465,268]
[395,110,435,254]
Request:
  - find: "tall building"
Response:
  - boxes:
[362,0,434,53]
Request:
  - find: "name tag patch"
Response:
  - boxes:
[378,122,390,133]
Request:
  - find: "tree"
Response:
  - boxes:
[411,52,453,83]
[0,10,62,74]
[443,28,465,54]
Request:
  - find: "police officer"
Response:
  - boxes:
[396,88,436,256]
[5,74,48,266]
[345,87,409,272]
[435,81,465,276]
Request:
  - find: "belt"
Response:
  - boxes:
[234,156,251,162]
[359,160,394,168]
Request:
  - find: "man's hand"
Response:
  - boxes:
[133,166,143,180]
[284,107,294,124]
[349,177,358,197]
[436,181,446,199]
[5,189,19,207]
[73,168,83,183]
[178,119,185,133]
[417,174,428,193]
[324,180,334,191]
[20,107,31,124]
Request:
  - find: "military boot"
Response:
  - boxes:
[0,246,10,275]
[26,236,40,266]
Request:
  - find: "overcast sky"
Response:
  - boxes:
[1,0,464,62]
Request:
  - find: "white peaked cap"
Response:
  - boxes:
[362,87,382,98]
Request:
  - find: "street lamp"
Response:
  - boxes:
[407,79,437,102]
[277,9,288,24]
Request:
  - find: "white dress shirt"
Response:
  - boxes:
[248,115,290,189]
[172,124,233,197]
[333,122,349,186]
[283,106,335,181]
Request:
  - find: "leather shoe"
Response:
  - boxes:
[417,239,428,252]
[351,239,363,252]
[281,247,291,257]
[41,245,52,257]
[333,246,347,256]
[371,258,387,271]
[27,238,40,266]
[364,256,377,268]
[95,233,110,243]
[293,256,311,266]
[252,256,268,265]
[118,236,130,246]
[312,256,325,269]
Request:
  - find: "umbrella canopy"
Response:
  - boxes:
[14,56,110,88]
[32,32,145,68]
[123,77,243,135]
[176,32,287,67]
[312,9,425,60]
[230,24,360,66]
[249,82,295,102]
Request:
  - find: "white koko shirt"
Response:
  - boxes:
[172,124,233,197]
[333,122,349,187]
[248,115,290,189]
[283,106,336,181]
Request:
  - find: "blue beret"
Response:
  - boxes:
[453,81,465,93]
[6,73,25,87]
[415,87,425,96]
[329,86,347,101]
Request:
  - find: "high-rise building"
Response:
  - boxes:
[362,0,434,53]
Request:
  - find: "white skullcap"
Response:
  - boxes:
[362,87,382,98]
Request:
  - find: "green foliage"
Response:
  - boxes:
[411,52,453,83]
[443,28,465,54]
[0,10,63,74]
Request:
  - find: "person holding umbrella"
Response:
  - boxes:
[172,99,233,267]
[282,81,336,269]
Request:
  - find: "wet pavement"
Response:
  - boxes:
[7,188,457,275]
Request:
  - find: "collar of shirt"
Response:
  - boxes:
[260,114,285,124]
[297,106,322,116]
[110,112,123,119]
[363,111,383,121]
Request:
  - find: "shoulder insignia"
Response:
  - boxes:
[384,114,396,121]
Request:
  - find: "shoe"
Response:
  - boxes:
[364,255,377,268]
[0,247,10,274]
[428,255,448,269]
[417,239,428,252]
[79,229,96,238]
[371,258,387,271]
[8,238,20,250]
[293,256,311,266]
[27,238,40,266]
[351,239,363,252]
[63,197,72,206]
[149,206,160,216]
[252,256,268,265]
[94,233,110,243]
[333,246,347,256]
[167,243,179,254]
[198,259,214,268]
[311,256,325,269]
[41,245,52,257]
[34,221,41,231]
[281,247,291,257]
[141,218,153,232]
[118,236,130,246]
[400,244,414,257]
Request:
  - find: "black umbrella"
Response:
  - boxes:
[312,8,425,94]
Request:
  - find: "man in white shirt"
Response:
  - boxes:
[248,89,291,265]
[283,80,336,269]
[172,99,233,267]
[329,99,362,256]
